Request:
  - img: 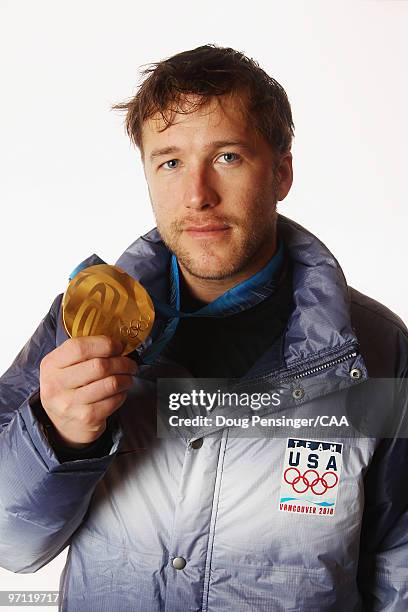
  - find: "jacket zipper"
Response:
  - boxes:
[232,346,359,390]
[282,349,358,382]
[147,346,360,392]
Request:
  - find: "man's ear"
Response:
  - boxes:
[275,153,293,202]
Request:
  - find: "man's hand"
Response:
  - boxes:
[39,335,138,449]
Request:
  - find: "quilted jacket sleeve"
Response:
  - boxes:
[358,378,408,610]
[358,440,408,610]
[0,295,123,573]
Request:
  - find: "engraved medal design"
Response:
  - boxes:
[62,264,155,355]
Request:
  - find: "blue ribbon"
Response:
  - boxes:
[143,241,284,363]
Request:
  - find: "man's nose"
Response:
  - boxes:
[184,165,220,210]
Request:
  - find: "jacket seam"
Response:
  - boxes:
[205,562,352,576]
[0,505,62,531]
[201,428,229,612]
[76,525,165,557]
[163,444,195,612]
[371,568,408,583]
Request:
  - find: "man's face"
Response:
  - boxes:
[142,95,292,282]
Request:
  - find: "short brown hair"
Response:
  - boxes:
[112,44,294,158]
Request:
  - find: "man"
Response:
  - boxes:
[0,45,407,611]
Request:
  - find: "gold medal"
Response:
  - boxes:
[62,264,155,355]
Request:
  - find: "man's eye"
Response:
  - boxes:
[218,152,240,164]
[162,159,179,170]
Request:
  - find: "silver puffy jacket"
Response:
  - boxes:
[0,215,407,611]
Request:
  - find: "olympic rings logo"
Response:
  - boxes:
[284,468,338,495]
[120,317,151,339]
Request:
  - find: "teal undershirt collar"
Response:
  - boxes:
[143,240,284,363]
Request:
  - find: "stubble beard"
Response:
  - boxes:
[155,194,278,281]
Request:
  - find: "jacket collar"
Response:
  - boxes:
[115,214,360,371]
[55,215,368,441]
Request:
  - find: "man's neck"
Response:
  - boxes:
[178,238,278,303]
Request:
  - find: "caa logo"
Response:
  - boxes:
[279,438,343,517]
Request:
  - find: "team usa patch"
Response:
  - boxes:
[279,438,343,517]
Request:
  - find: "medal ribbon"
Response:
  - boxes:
[142,241,284,363]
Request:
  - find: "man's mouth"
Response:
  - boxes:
[183,223,231,238]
